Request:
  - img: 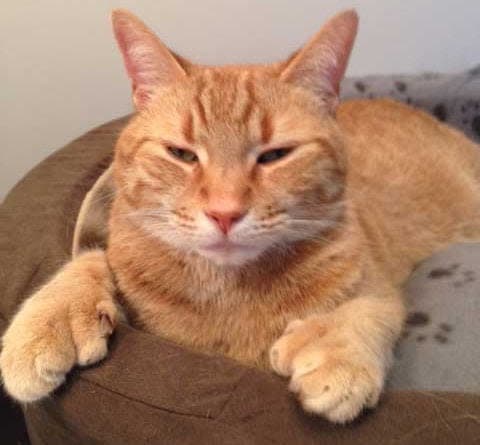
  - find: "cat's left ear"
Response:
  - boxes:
[111,9,187,109]
[280,10,358,111]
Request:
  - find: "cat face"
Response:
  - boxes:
[111,9,357,266]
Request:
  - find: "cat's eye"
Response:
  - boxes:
[257,148,293,165]
[167,146,199,164]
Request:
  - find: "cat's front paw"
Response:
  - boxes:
[0,299,117,403]
[270,317,385,423]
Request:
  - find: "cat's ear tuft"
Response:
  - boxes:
[280,9,358,111]
[111,9,186,109]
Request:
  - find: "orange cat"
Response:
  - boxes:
[2,9,480,423]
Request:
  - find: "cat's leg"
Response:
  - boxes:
[0,249,119,402]
[269,289,405,423]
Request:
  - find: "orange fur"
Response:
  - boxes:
[2,9,480,423]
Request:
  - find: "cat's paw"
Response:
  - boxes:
[269,317,385,423]
[0,299,117,403]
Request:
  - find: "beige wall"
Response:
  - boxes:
[2,0,479,200]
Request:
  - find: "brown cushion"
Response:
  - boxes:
[1,117,479,444]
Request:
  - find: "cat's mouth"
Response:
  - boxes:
[200,240,248,253]
[196,239,262,266]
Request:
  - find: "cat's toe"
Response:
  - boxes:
[0,337,76,403]
[76,302,117,366]
[270,317,327,377]
[77,335,109,366]
[291,356,383,423]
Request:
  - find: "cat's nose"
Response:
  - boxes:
[205,209,246,235]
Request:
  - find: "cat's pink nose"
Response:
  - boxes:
[206,210,246,235]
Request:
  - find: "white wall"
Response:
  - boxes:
[2,0,479,200]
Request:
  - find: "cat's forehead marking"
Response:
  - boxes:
[181,111,194,145]
[187,69,274,155]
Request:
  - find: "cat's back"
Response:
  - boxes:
[336,98,480,282]
[337,98,479,168]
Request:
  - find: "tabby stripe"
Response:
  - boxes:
[241,77,255,125]
[260,112,273,144]
[182,111,194,144]
[195,82,208,127]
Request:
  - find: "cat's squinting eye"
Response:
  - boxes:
[167,146,198,164]
[257,148,293,165]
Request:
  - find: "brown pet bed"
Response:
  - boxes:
[1,115,479,444]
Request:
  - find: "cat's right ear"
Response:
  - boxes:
[111,9,186,109]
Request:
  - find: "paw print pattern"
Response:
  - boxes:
[454,270,476,288]
[427,262,476,288]
[433,323,453,344]
[427,263,459,279]
[401,311,454,346]
[345,78,414,104]
[399,262,475,346]
[458,100,480,140]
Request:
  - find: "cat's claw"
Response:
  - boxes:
[270,317,385,423]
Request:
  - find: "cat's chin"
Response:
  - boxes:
[196,244,263,267]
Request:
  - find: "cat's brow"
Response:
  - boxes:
[130,137,154,157]
[263,136,332,151]
[131,137,196,155]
